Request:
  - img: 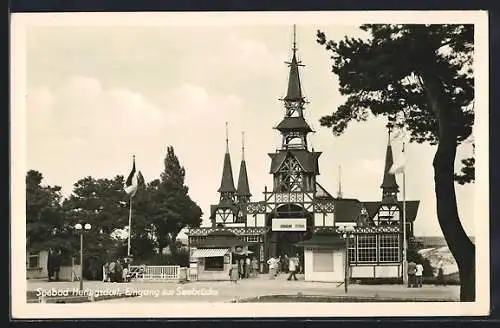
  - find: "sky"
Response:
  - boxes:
[22,17,477,237]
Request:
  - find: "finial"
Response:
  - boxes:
[386,121,393,145]
[241,131,245,161]
[225,122,229,153]
[292,24,297,53]
[337,165,343,199]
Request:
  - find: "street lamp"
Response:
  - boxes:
[75,223,91,291]
[339,225,355,294]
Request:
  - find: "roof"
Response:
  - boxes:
[275,117,312,132]
[284,52,304,101]
[334,198,364,223]
[195,229,247,248]
[236,160,251,197]
[295,232,345,249]
[381,142,399,191]
[218,152,236,193]
[209,203,238,220]
[268,150,321,174]
[362,200,420,223]
[191,248,229,258]
[315,182,334,199]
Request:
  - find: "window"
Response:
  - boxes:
[376,205,400,226]
[28,254,39,269]
[357,235,377,262]
[379,234,400,262]
[312,249,334,272]
[245,235,260,243]
[204,257,224,271]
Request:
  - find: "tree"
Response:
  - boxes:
[317,24,475,301]
[148,146,203,255]
[63,175,130,277]
[26,170,67,252]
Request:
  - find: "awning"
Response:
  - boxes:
[191,248,229,258]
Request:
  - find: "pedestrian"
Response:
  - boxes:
[415,262,424,288]
[103,261,110,282]
[238,258,245,279]
[245,256,251,278]
[115,259,123,283]
[275,256,281,276]
[295,253,302,274]
[287,256,298,281]
[407,260,417,288]
[251,257,259,277]
[229,263,239,284]
[267,256,276,279]
[109,260,116,283]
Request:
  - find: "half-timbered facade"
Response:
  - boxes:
[187,27,419,279]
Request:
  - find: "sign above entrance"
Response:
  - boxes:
[272,218,307,231]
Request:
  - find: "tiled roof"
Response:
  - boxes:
[268,150,321,174]
[236,160,251,197]
[275,117,312,132]
[283,52,303,101]
[218,152,236,193]
[334,198,364,223]
[295,232,345,249]
[381,143,399,191]
[362,200,420,222]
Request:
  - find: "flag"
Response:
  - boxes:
[124,156,139,197]
[389,147,406,175]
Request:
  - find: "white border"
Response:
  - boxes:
[11,11,489,318]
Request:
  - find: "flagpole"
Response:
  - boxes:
[402,141,408,286]
[127,197,132,257]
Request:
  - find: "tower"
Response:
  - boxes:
[236,132,251,204]
[380,126,399,204]
[218,122,236,206]
[269,25,321,194]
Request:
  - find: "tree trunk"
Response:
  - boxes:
[421,72,475,302]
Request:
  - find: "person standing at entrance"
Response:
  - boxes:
[287,256,298,281]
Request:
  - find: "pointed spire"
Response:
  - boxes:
[284,24,304,101]
[381,125,399,202]
[236,131,251,199]
[337,165,343,199]
[218,123,236,194]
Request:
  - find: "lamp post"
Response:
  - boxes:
[74,223,91,291]
[339,225,355,294]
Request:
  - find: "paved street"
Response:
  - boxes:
[27,274,460,303]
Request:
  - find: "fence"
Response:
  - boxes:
[128,265,182,282]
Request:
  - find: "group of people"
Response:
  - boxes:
[229,256,259,283]
[103,258,131,283]
[407,260,424,288]
[267,254,301,281]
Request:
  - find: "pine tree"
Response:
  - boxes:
[150,146,203,255]
[317,24,475,301]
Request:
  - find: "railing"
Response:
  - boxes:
[128,265,181,282]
